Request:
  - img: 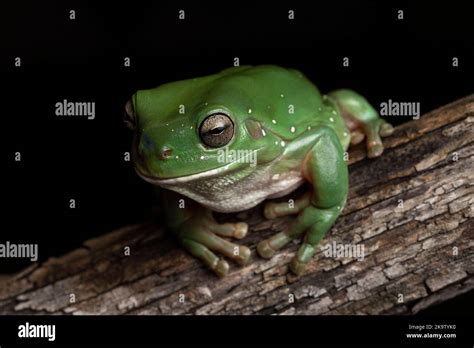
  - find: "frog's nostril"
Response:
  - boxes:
[160,146,173,160]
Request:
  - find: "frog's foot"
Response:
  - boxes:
[178,217,251,277]
[261,193,312,258]
[327,89,394,158]
[257,205,340,274]
[347,117,394,150]
[263,192,311,220]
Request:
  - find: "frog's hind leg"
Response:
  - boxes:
[327,89,394,158]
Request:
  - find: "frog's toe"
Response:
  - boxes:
[380,121,394,137]
[233,222,248,239]
[264,197,310,219]
[350,129,365,145]
[290,243,315,275]
[289,257,307,275]
[235,245,251,265]
[367,141,384,158]
[180,238,230,277]
[214,259,230,278]
[209,221,248,239]
[257,240,276,259]
[264,202,279,220]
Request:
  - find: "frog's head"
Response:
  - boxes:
[125,75,283,186]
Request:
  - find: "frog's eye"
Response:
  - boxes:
[199,113,234,148]
[124,99,136,130]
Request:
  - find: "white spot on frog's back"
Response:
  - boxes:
[248,108,252,114]
[280,141,286,147]
[290,126,296,133]
[272,119,277,124]
[261,129,266,136]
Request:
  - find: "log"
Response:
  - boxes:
[0,95,473,315]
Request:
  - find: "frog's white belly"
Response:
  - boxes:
[159,162,305,213]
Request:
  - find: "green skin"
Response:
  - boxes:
[126,65,393,277]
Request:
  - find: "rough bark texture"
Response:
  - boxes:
[0,96,473,315]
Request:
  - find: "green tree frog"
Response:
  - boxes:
[125,65,393,277]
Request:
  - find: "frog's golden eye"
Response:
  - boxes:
[124,99,136,130]
[199,113,234,148]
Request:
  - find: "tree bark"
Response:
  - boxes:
[1,95,473,315]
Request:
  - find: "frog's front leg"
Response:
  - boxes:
[257,126,348,275]
[161,190,251,277]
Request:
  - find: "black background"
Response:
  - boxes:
[1,0,473,317]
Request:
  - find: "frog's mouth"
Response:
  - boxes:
[135,160,243,186]
[134,145,269,186]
